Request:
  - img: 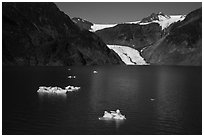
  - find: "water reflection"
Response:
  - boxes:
[154,68,184,133]
[101,119,125,129]
[38,92,67,103]
[89,67,140,129]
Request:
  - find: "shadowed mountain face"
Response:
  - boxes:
[2,2,123,66]
[142,8,202,66]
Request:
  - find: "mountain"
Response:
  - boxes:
[95,23,162,50]
[74,9,201,66]
[140,12,171,23]
[139,12,185,30]
[2,2,123,66]
[142,8,202,66]
[72,17,93,30]
[72,17,116,32]
[94,12,185,50]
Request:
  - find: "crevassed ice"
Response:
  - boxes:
[107,45,148,65]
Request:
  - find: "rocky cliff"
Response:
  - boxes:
[2,2,123,66]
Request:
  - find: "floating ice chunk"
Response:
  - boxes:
[65,85,81,92]
[93,71,98,74]
[68,68,71,71]
[99,109,126,120]
[37,86,67,94]
[68,76,76,79]
[150,98,155,101]
[37,85,80,94]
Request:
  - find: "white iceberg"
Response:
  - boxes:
[65,85,81,92]
[37,86,67,94]
[37,85,80,94]
[99,109,126,120]
[150,98,155,101]
[68,76,76,79]
[93,70,98,74]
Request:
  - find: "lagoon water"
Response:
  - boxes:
[2,66,202,135]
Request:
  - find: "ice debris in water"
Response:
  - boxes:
[93,70,98,74]
[99,109,126,120]
[68,68,71,71]
[68,76,76,79]
[37,86,80,94]
[150,98,155,101]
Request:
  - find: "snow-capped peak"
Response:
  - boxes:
[141,12,171,23]
[72,12,186,32]
[121,13,185,30]
[139,12,186,30]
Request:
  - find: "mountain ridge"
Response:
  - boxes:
[2,2,124,66]
[72,8,201,66]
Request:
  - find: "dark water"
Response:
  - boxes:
[3,66,202,135]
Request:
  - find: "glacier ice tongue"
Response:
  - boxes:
[107,45,148,65]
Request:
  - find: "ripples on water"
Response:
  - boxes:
[2,66,202,134]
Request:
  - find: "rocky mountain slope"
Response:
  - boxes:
[142,8,202,66]
[2,2,123,66]
[95,23,163,50]
[94,12,185,50]
[73,9,201,66]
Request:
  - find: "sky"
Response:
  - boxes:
[55,2,201,24]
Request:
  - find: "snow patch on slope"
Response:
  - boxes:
[139,15,185,30]
[124,20,140,24]
[107,45,148,65]
[90,24,117,32]
[89,15,185,32]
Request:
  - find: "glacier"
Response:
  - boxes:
[107,45,148,65]
[90,24,117,32]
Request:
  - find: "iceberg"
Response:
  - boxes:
[150,98,155,101]
[37,85,80,94]
[93,70,98,74]
[68,75,76,79]
[99,109,126,120]
[65,85,80,92]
